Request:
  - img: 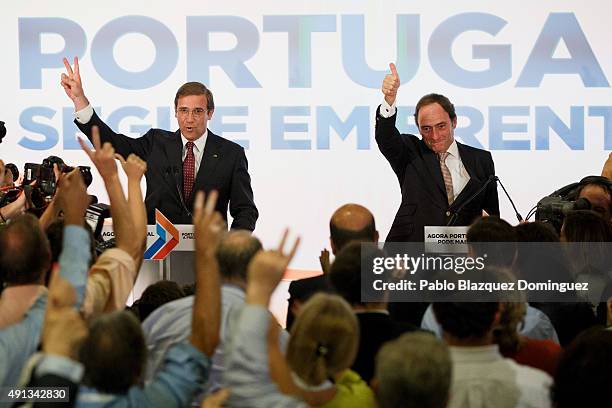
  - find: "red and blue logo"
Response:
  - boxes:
[144,210,179,260]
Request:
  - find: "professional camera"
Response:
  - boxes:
[84,202,117,255]
[0,156,93,211]
[535,175,612,232]
[23,156,93,197]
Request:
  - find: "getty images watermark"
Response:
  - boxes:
[360,242,609,303]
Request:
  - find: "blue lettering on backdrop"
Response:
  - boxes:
[271,106,311,150]
[186,16,261,88]
[19,107,58,150]
[263,15,336,88]
[535,106,584,150]
[92,16,178,89]
[429,13,511,88]
[14,13,612,152]
[517,13,608,87]
[489,107,531,150]
[588,107,612,150]
[18,18,87,89]
[210,107,250,149]
[454,107,485,149]
[316,106,369,149]
[107,106,151,134]
[342,15,420,88]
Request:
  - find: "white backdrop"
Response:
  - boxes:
[2,1,611,270]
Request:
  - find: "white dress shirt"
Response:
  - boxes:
[181,131,207,175]
[380,99,470,199]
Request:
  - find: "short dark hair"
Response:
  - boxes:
[467,216,517,268]
[136,280,185,321]
[514,222,559,242]
[174,82,214,111]
[215,231,262,281]
[46,219,96,268]
[552,329,612,408]
[562,210,612,242]
[0,214,51,285]
[80,311,147,394]
[414,94,457,127]
[329,241,385,305]
[433,302,499,339]
[330,217,376,252]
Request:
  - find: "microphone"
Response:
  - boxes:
[167,165,192,218]
[496,177,523,223]
[447,175,523,226]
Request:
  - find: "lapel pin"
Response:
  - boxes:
[213,154,218,158]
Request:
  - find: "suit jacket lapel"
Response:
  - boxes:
[418,140,447,201]
[191,131,222,198]
[163,130,184,195]
[450,142,483,210]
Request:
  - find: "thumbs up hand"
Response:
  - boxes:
[382,62,401,106]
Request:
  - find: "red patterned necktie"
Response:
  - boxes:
[183,141,195,202]
[438,152,454,205]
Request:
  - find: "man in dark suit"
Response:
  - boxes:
[377,63,499,242]
[60,57,257,229]
[329,241,418,384]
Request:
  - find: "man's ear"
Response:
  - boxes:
[207,109,214,120]
[451,117,457,129]
[330,237,337,255]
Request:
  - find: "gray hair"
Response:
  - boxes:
[375,332,451,408]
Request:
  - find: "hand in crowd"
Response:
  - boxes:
[602,152,612,179]
[382,62,400,106]
[191,190,224,356]
[61,56,90,111]
[319,248,331,274]
[42,264,88,360]
[193,190,225,257]
[201,389,230,408]
[116,153,147,182]
[246,229,300,306]
[56,168,89,225]
[79,126,118,181]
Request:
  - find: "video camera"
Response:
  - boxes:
[535,176,612,232]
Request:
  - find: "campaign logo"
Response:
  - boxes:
[143,210,179,260]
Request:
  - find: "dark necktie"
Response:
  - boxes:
[183,141,195,202]
[438,152,454,205]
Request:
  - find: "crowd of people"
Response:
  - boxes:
[0,58,611,407]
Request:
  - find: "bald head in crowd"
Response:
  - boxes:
[216,230,262,286]
[329,204,379,254]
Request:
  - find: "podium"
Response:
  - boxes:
[101,221,197,305]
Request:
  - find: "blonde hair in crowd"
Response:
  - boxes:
[286,293,359,386]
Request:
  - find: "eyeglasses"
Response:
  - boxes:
[177,107,207,118]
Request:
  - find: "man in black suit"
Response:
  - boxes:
[376,63,499,242]
[60,57,258,229]
[329,241,418,384]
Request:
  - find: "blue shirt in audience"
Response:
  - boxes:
[142,284,289,396]
[0,225,90,389]
[421,303,560,343]
[225,304,307,408]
